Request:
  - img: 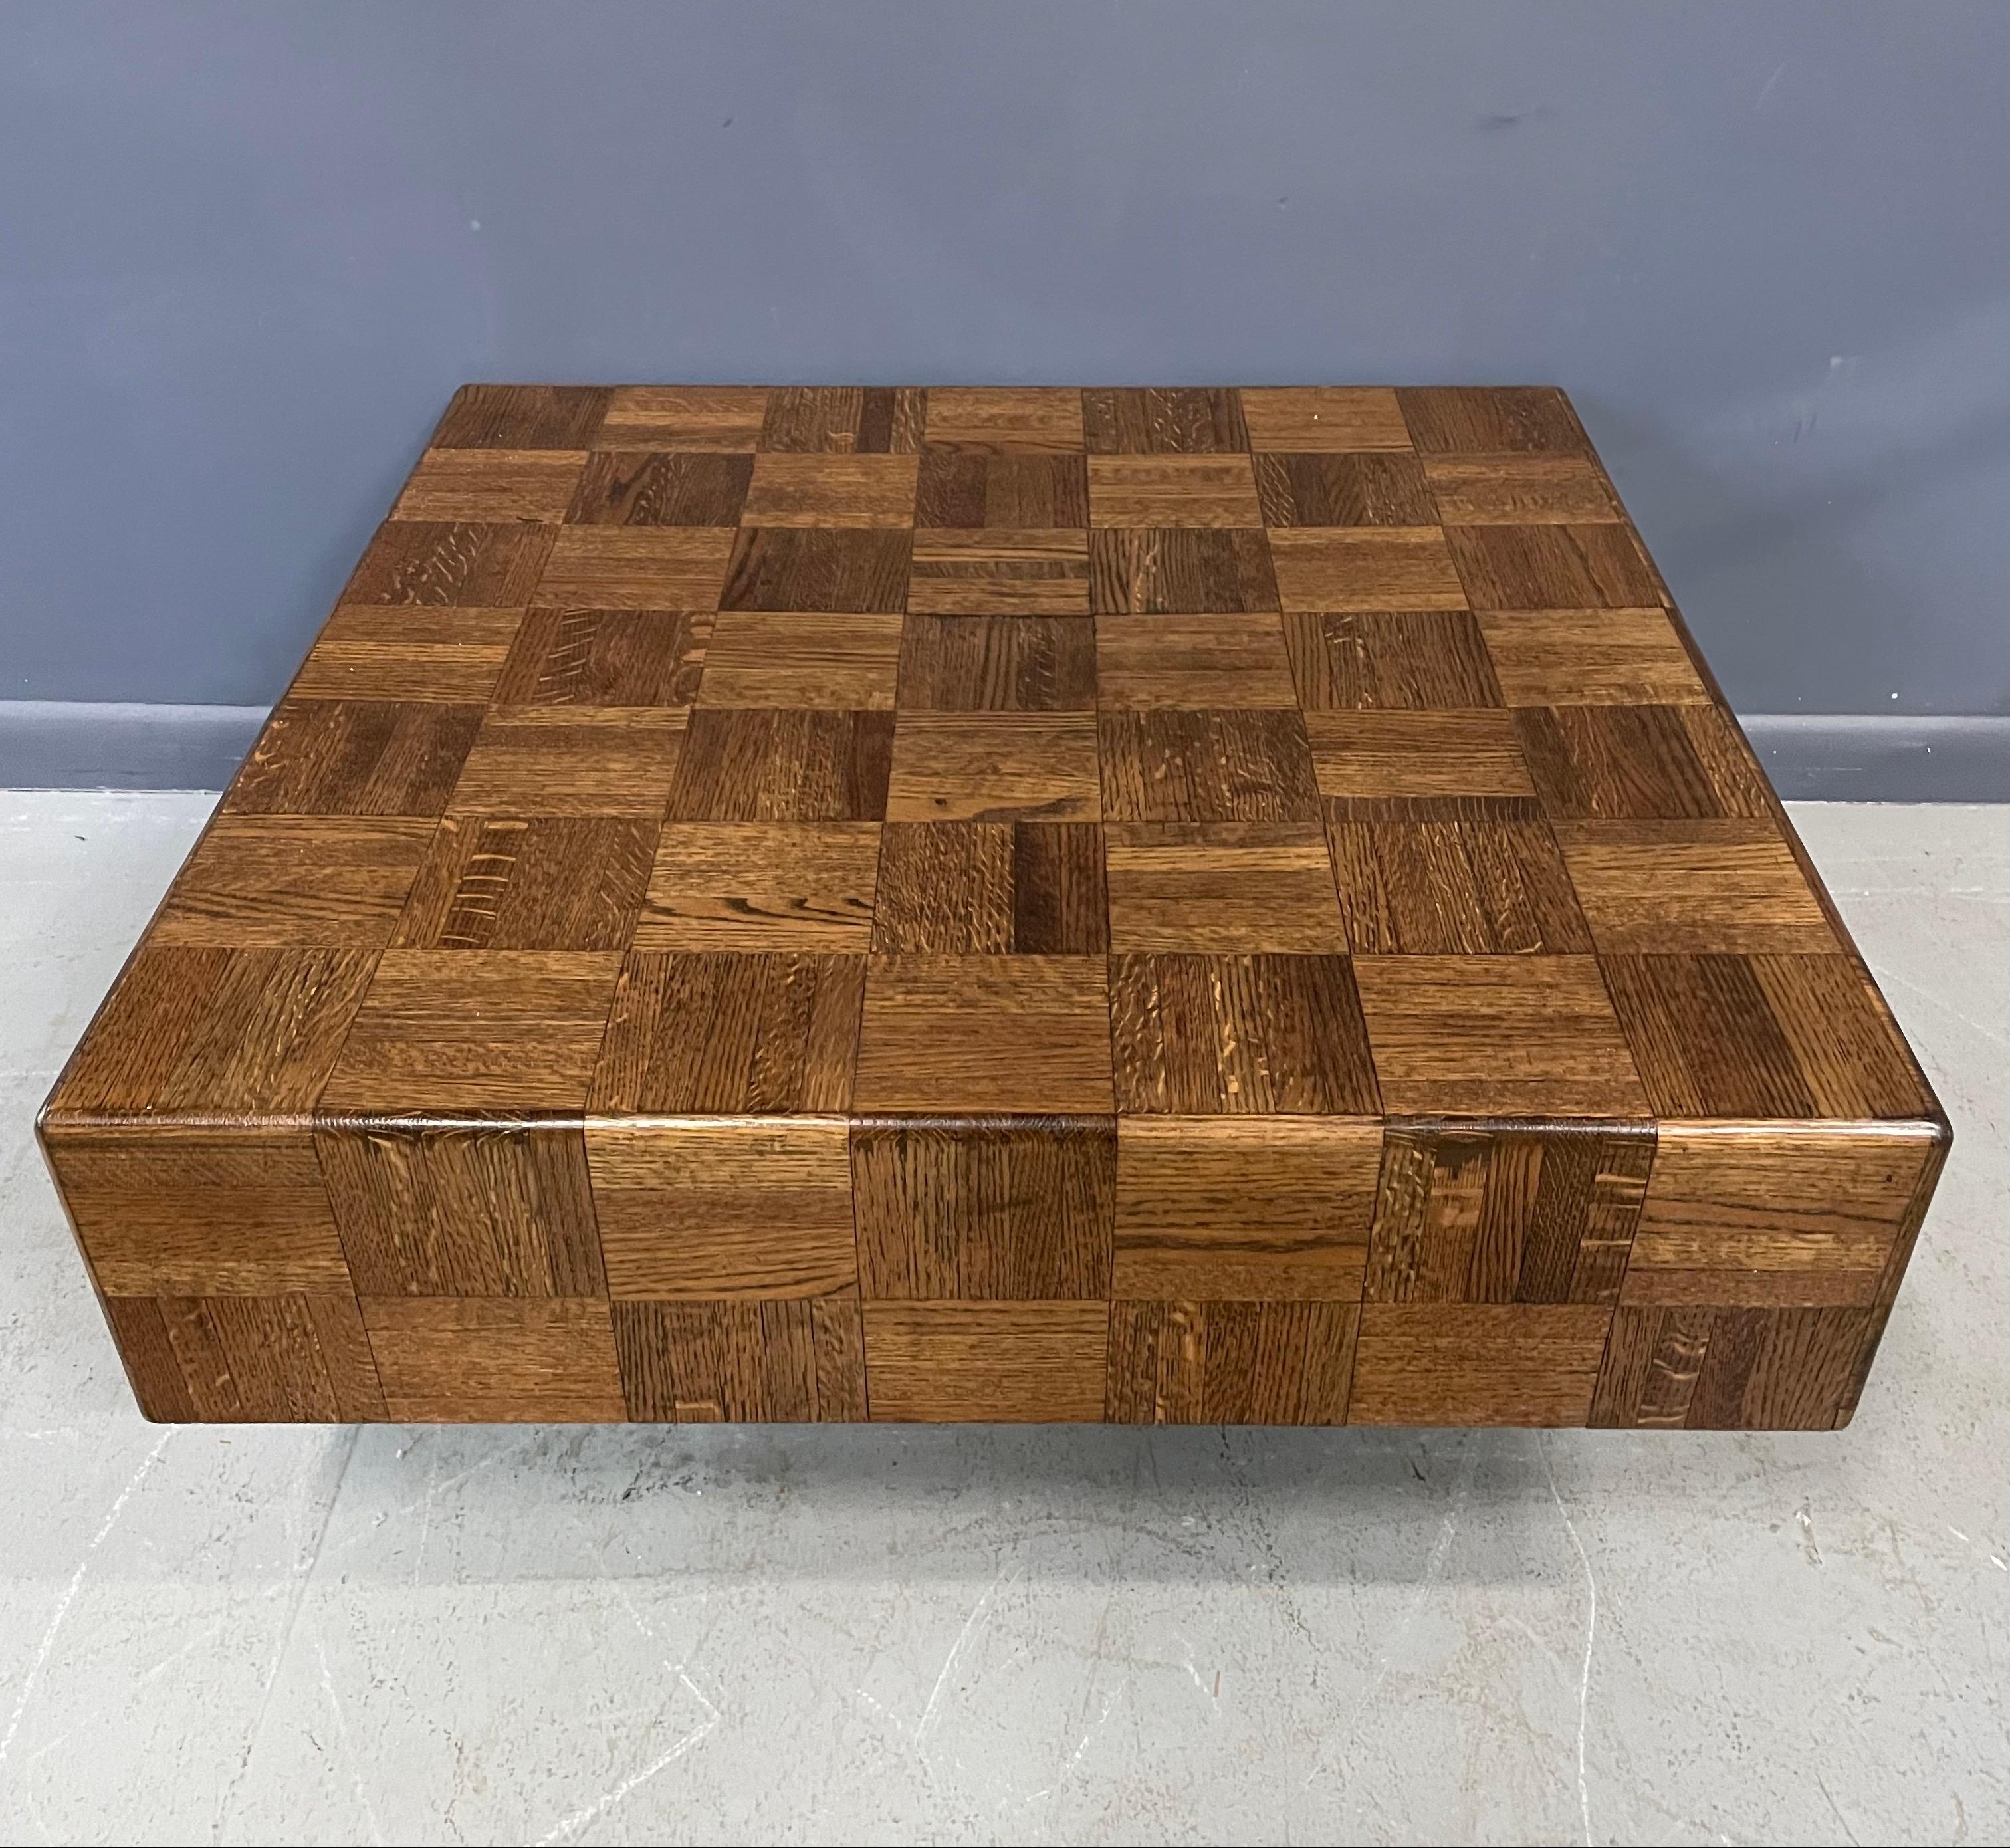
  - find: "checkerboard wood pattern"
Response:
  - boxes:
[40,384,1950,1428]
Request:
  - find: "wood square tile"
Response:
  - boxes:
[1266,526,1465,612]
[758,386,925,454]
[1424,456,1621,524]
[1622,1123,1936,1310]
[1105,821,1345,952]
[1304,709,1533,798]
[341,520,554,606]
[152,815,434,949]
[614,1295,866,1421]
[885,711,1101,820]
[1476,608,1708,705]
[741,454,919,527]
[871,821,1107,953]
[1600,953,1932,1123]
[290,607,524,704]
[1087,456,1262,527]
[1364,1123,1652,1306]
[921,388,1085,453]
[854,955,1113,1113]
[1113,1117,1381,1298]
[100,1294,384,1422]
[594,386,769,451]
[1349,1304,1611,1425]
[362,1298,625,1421]
[1254,453,1434,527]
[320,949,623,1114]
[1095,613,1297,709]
[1081,388,1248,453]
[317,1121,603,1298]
[564,451,753,526]
[1396,387,1588,456]
[1553,819,1837,955]
[907,529,1090,614]
[637,822,881,949]
[47,1123,351,1297]
[1352,955,1648,1117]
[1325,796,1591,955]
[1240,388,1410,451]
[669,709,893,821]
[1108,953,1379,1115]
[1285,610,1503,709]
[1098,709,1319,822]
[391,449,586,523]
[1087,528,1278,614]
[430,384,610,451]
[719,527,911,611]
[897,615,1096,710]
[223,699,482,818]
[1446,523,1660,609]
[491,608,710,707]
[590,950,863,1115]
[47,945,378,1120]
[588,1119,857,1298]
[1107,1300,1359,1425]
[1592,1304,1872,1430]
[697,611,905,708]
[863,1302,1108,1421]
[391,814,655,949]
[1515,703,1772,820]
[448,707,686,816]
[536,526,735,608]
[915,453,1088,527]
[852,1117,1115,1300]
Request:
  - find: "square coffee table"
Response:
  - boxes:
[40,384,1948,1427]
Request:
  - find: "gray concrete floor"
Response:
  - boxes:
[0,794,2004,1847]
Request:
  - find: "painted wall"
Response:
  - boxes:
[4,1,2007,725]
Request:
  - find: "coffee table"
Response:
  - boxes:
[40,384,1949,1427]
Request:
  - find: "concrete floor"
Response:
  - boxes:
[0,793,2003,1847]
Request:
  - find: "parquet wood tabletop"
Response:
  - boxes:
[40,384,1950,1428]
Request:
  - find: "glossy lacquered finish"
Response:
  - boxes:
[39,385,1948,1427]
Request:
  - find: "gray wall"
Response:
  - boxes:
[4,2,2009,786]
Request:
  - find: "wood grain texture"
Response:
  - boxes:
[852,1115,1115,1300]
[45,383,1944,1428]
[613,1295,865,1421]
[907,530,1091,615]
[391,450,587,522]
[854,955,1113,1113]
[1104,822,1346,952]
[898,615,1097,711]
[1095,614,1297,709]
[1241,388,1410,451]
[588,1119,856,1298]
[1097,709,1319,822]
[1266,527,1466,612]
[885,711,1101,821]
[861,1302,1109,1421]
[637,822,881,949]
[292,607,525,704]
[1106,1300,1358,1424]
[871,821,1107,953]
[1107,953,1379,1116]
[1325,796,1591,955]
[491,608,709,708]
[1113,1117,1381,1298]
[1352,956,1649,1117]
[1089,529,1278,614]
